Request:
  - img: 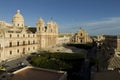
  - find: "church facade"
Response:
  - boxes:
[36,18,58,50]
[0,10,58,61]
[71,28,93,44]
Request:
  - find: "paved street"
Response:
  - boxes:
[0,55,31,72]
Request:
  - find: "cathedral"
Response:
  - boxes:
[36,18,58,49]
[0,10,58,61]
[71,28,93,44]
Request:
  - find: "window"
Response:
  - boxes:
[28,48,30,51]
[17,41,19,46]
[81,33,82,36]
[23,34,25,37]
[17,34,19,37]
[18,24,19,26]
[10,51,12,55]
[10,34,12,38]
[28,40,30,45]
[23,41,25,45]
[9,42,12,47]
[81,40,82,43]
[17,49,19,53]
[23,48,25,54]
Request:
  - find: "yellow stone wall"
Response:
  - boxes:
[71,28,92,44]
[0,10,58,61]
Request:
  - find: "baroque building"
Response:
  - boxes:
[0,10,58,61]
[71,28,92,44]
[36,18,58,49]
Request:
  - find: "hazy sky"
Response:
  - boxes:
[0,0,120,35]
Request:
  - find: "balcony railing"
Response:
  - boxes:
[5,43,38,48]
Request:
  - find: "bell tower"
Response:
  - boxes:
[36,18,44,33]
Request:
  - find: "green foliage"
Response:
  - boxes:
[67,43,93,49]
[30,53,85,70]
[50,53,85,60]
[89,57,99,66]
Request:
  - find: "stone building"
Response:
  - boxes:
[97,34,117,49]
[58,36,70,45]
[116,35,120,51]
[57,33,73,45]
[36,18,58,49]
[96,34,118,71]
[107,35,120,70]
[114,35,120,57]
[0,10,58,61]
[71,28,92,44]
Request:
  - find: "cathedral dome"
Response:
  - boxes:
[12,10,24,22]
[12,10,24,27]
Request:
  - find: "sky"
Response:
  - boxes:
[0,0,120,35]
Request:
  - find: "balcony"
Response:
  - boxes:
[5,43,37,48]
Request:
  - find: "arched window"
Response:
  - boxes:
[81,33,82,36]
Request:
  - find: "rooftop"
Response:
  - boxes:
[93,70,120,80]
[10,66,66,80]
[28,27,36,33]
